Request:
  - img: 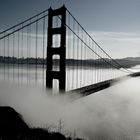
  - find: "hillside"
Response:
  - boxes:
[0,106,84,140]
[1,56,140,68]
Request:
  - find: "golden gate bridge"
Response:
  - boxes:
[0,5,138,95]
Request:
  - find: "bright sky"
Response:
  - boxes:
[1,0,140,58]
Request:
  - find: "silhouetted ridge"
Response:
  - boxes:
[1,56,140,68]
[0,106,29,137]
[0,106,84,140]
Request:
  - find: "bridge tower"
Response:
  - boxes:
[46,6,66,91]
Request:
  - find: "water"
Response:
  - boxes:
[0,64,129,91]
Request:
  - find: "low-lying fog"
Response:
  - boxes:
[0,76,140,139]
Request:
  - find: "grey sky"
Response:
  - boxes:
[1,0,140,58]
[0,0,140,32]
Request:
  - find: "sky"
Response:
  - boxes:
[1,0,140,58]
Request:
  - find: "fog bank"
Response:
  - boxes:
[0,77,140,139]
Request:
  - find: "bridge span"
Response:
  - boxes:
[0,5,138,93]
[70,72,140,96]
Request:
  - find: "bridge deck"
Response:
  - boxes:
[70,72,140,96]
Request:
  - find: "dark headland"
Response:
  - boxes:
[0,106,84,140]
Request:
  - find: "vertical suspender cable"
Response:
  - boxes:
[18,30,20,84]
[84,32,86,86]
[94,43,96,84]
[76,24,79,89]
[102,51,105,81]
[80,30,83,87]
[110,57,111,80]
[28,20,31,85]
[97,45,99,83]
[79,29,82,88]
[7,35,9,81]
[95,45,97,83]
[35,18,38,85]
[91,41,93,84]
[67,13,71,91]
[109,59,112,79]
[4,32,5,80]
[86,34,88,85]
[27,26,29,84]
[99,49,101,82]
[72,19,75,89]
[42,16,45,88]
[13,28,15,81]
[21,24,24,84]
[98,47,100,83]
[100,50,102,82]
[89,37,92,84]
